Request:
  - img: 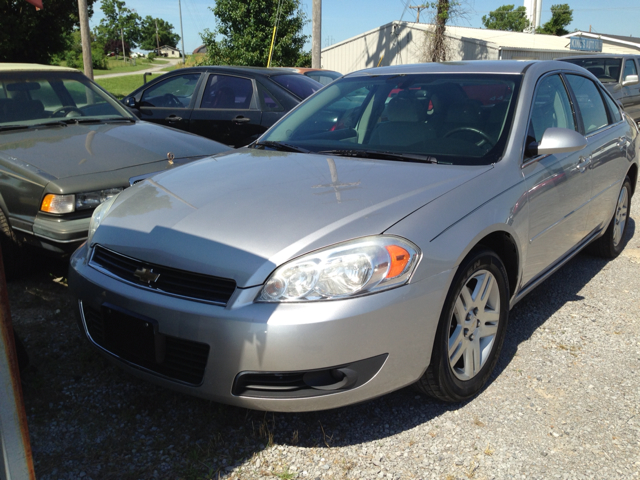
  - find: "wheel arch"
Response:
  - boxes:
[473,231,519,301]
[626,162,638,197]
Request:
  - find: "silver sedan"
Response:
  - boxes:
[69,60,639,411]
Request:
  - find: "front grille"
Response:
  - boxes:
[90,245,236,305]
[82,303,209,385]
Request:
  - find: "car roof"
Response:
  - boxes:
[0,63,80,73]
[158,65,308,77]
[347,60,587,77]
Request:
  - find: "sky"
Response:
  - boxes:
[89,0,640,55]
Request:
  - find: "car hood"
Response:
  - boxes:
[95,149,492,287]
[0,121,227,179]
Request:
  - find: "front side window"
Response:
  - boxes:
[624,59,638,80]
[200,75,254,109]
[140,73,201,108]
[527,74,575,146]
[565,74,610,135]
[258,73,521,166]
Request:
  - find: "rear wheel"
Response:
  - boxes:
[590,177,631,259]
[415,248,509,402]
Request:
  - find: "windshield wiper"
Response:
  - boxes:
[0,121,68,132]
[319,149,438,164]
[253,141,310,153]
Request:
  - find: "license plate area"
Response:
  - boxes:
[101,303,163,365]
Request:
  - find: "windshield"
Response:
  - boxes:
[258,73,521,165]
[0,71,134,126]
[559,58,622,83]
[271,74,322,100]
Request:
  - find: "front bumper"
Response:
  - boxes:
[68,244,450,412]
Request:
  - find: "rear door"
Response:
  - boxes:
[564,73,632,234]
[137,72,203,131]
[189,73,263,147]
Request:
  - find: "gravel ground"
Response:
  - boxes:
[9,202,640,480]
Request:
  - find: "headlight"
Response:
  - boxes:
[40,188,123,214]
[258,236,420,302]
[86,193,119,246]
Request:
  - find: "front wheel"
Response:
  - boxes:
[415,248,509,402]
[589,176,632,259]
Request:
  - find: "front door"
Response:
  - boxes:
[137,72,202,131]
[521,73,592,285]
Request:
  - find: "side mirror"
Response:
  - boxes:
[123,96,138,108]
[622,74,639,87]
[526,127,588,157]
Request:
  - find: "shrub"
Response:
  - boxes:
[147,52,157,62]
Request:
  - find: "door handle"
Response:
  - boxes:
[165,115,182,122]
[233,116,251,124]
[576,155,591,173]
[617,136,628,151]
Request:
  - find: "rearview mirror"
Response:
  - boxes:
[622,74,639,87]
[526,127,588,157]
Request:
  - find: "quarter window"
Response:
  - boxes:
[528,74,575,145]
[565,74,609,135]
[200,75,254,109]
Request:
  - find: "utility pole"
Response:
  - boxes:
[409,5,427,23]
[155,19,160,53]
[77,0,93,79]
[178,0,186,63]
[312,0,321,68]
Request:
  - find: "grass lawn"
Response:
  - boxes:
[95,75,149,99]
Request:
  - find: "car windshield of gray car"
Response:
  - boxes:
[0,73,135,127]
[257,73,522,166]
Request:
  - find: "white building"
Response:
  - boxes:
[321,22,640,74]
[524,0,542,30]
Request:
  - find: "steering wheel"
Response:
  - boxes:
[50,106,84,118]
[444,127,494,148]
[162,93,182,108]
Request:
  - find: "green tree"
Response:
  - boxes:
[200,0,310,67]
[94,0,141,52]
[482,4,530,32]
[139,16,180,50]
[0,0,97,63]
[537,4,573,36]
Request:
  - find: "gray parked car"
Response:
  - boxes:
[69,60,639,412]
[558,54,640,123]
[0,64,229,275]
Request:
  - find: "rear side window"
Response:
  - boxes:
[601,89,622,123]
[271,74,321,100]
[200,75,254,109]
[565,74,610,134]
[560,58,621,83]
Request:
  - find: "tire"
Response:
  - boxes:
[415,248,510,402]
[590,176,632,259]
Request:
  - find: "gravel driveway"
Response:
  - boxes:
[10,202,640,480]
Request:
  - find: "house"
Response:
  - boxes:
[193,45,208,55]
[157,45,182,58]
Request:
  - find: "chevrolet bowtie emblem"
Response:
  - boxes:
[133,267,160,284]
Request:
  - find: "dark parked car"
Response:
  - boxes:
[0,64,230,275]
[70,60,639,411]
[122,66,323,147]
[558,54,640,123]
